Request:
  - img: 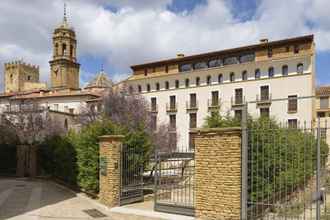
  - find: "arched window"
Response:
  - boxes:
[297,63,304,74]
[230,72,235,82]
[175,80,179,89]
[268,67,274,77]
[27,75,31,81]
[242,70,247,81]
[196,77,200,86]
[138,85,142,93]
[70,45,74,57]
[55,43,59,56]
[165,81,169,90]
[156,82,160,91]
[218,74,223,83]
[255,69,261,79]
[129,86,134,94]
[62,43,67,56]
[206,75,212,85]
[64,119,68,130]
[185,78,190,88]
[147,84,151,92]
[282,65,288,76]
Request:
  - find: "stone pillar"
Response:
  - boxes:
[99,135,123,208]
[192,127,242,220]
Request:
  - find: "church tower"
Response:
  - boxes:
[49,4,80,90]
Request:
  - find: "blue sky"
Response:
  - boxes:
[0,0,329,90]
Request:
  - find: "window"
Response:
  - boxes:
[170,95,176,110]
[218,74,223,83]
[165,65,168,73]
[321,128,327,141]
[54,104,59,111]
[151,97,157,112]
[196,77,200,86]
[64,119,68,130]
[235,88,243,104]
[190,93,197,108]
[297,63,304,74]
[179,63,192,72]
[138,85,142,93]
[255,69,261,79]
[230,72,235,82]
[224,56,239,65]
[175,80,179,88]
[239,53,255,63]
[320,97,329,109]
[55,43,59,56]
[62,43,67,55]
[169,115,176,131]
[286,46,290,52]
[318,112,326,118]
[288,119,298,129]
[147,84,151,92]
[70,45,74,57]
[185,78,189,88]
[288,95,298,112]
[189,113,197,128]
[129,86,134,94]
[242,71,247,81]
[27,75,31,81]
[209,59,222,68]
[260,85,270,101]
[235,110,242,121]
[260,108,269,118]
[151,115,157,130]
[194,61,208,70]
[165,81,169,90]
[294,45,300,54]
[211,91,219,106]
[267,48,273,58]
[206,75,212,85]
[268,67,274,77]
[156,82,160,91]
[282,65,288,76]
[144,69,148,76]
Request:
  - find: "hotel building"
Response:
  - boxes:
[124,35,316,148]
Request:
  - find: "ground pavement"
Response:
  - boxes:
[0,178,193,220]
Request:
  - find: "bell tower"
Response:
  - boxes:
[49,3,80,89]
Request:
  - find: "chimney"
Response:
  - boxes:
[260,38,269,43]
[177,53,185,58]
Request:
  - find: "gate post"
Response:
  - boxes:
[193,127,242,220]
[99,135,123,208]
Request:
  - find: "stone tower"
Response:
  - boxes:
[49,4,80,90]
[4,60,45,93]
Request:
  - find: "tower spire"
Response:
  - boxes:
[63,2,67,23]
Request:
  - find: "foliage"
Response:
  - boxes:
[0,123,19,175]
[204,114,329,206]
[203,111,240,128]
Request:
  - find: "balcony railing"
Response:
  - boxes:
[166,102,178,113]
[208,99,221,111]
[149,104,158,113]
[231,96,245,108]
[186,100,198,111]
[256,93,272,105]
[4,105,47,113]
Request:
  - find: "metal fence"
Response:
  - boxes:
[154,146,195,216]
[241,100,330,220]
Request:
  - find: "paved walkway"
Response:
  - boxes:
[0,178,193,220]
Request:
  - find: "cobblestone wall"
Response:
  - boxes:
[99,135,123,207]
[193,127,242,220]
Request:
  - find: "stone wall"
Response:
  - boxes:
[192,127,242,220]
[98,135,123,207]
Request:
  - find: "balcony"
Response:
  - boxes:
[186,100,198,111]
[208,99,221,111]
[256,93,272,106]
[149,104,158,113]
[166,102,178,113]
[231,96,245,108]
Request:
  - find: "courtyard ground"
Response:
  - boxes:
[0,178,193,220]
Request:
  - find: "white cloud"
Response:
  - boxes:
[0,0,330,90]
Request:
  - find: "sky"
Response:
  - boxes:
[0,0,329,91]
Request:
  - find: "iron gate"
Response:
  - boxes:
[120,144,144,206]
[154,148,195,216]
[241,102,330,220]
